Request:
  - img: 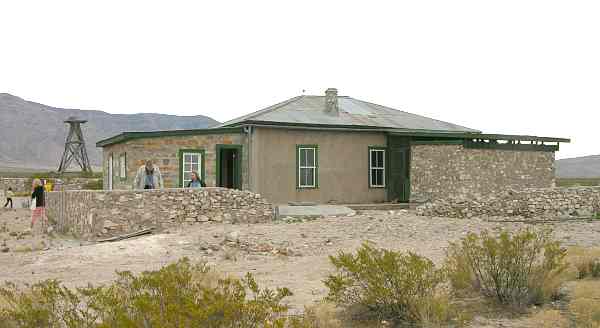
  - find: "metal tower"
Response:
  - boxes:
[57,116,93,174]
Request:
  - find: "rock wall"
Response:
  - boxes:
[46,188,274,239]
[416,187,600,219]
[410,144,555,201]
[102,132,247,190]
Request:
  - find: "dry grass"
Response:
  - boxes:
[566,246,600,279]
[527,309,569,328]
[569,298,600,328]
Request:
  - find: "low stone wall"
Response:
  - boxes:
[46,188,274,239]
[416,187,600,219]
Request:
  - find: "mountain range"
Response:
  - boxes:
[0,93,219,171]
[555,155,600,179]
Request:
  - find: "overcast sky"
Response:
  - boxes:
[1,1,598,159]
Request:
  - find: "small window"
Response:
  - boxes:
[181,150,203,187]
[119,153,127,180]
[297,145,318,188]
[369,148,385,188]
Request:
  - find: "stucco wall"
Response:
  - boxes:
[250,127,387,204]
[410,144,555,201]
[46,188,274,238]
[101,133,247,190]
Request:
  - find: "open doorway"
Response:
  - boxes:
[216,145,242,189]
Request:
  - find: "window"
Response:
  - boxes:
[119,153,127,180]
[179,149,204,187]
[297,145,318,188]
[369,148,386,188]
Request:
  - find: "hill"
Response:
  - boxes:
[555,155,600,178]
[0,93,219,171]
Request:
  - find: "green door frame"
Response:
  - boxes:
[215,144,243,189]
[387,135,411,202]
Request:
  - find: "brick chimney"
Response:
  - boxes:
[324,88,339,116]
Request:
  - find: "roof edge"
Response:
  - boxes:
[96,127,244,147]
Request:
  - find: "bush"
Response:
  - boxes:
[323,243,457,326]
[446,229,567,307]
[0,258,293,327]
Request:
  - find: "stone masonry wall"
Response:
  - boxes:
[410,144,555,201]
[46,188,274,239]
[417,187,600,219]
[102,132,247,190]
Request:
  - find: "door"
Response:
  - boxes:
[216,145,242,189]
[108,154,113,190]
[387,136,410,202]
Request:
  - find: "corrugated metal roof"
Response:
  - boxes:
[219,95,480,133]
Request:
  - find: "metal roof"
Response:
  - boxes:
[219,95,481,133]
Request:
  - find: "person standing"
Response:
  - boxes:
[133,160,164,190]
[3,187,13,208]
[31,179,46,230]
[186,171,206,188]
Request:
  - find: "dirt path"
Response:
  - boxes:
[1,208,600,324]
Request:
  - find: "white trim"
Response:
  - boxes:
[181,152,203,187]
[369,149,386,188]
[108,154,113,190]
[119,153,126,179]
[298,147,316,188]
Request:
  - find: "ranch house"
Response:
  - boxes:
[96,88,569,204]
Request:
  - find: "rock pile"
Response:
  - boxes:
[416,186,600,219]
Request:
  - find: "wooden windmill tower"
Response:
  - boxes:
[57,116,93,174]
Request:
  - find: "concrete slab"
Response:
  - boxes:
[277,205,355,218]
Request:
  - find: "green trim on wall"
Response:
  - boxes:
[411,140,464,145]
[215,144,243,190]
[296,144,319,189]
[368,146,387,189]
[97,127,244,147]
[463,140,560,152]
[178,148,206,188]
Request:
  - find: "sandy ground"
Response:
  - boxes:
[1,207,600,326]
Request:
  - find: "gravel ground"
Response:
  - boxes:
[1,207,600,327]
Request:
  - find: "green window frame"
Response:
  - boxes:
[118,153,127,181]
[369,147,386,188]
[296,145,318,189]
[178,149,206,188]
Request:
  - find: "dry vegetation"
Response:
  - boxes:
[2,206,600,327]
[1,229,599,327]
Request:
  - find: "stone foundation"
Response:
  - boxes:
[410,144,555,201]
[46,188,274,238]
[416,186,600,219]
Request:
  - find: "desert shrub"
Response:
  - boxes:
[323,243,457,326]
[446,229,567,307]
[0,258,293,328]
